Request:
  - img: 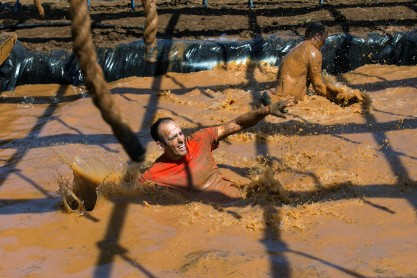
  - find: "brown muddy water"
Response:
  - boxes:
[0,63,416,277]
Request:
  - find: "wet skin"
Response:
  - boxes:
[270,33,328,102]
[156,121,187,160]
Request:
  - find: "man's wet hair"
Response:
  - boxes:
[151,117,174,142]
[304,22,327,39]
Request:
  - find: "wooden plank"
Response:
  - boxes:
[0,32,17,66]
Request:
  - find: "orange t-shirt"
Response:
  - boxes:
[139,127,241,200]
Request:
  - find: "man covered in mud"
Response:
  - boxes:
[262,22,368,106]
[138,101,292,203]
[262,22,328,104]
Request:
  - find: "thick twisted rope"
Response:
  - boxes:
[142,0,158,63]
[69,0,146,162]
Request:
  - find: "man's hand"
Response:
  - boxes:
[268,99,294,118]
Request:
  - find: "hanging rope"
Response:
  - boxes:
[69,0,146,162]
[141,0,158,63]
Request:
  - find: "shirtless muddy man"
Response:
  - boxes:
[263,22,329,104]
[262,22,369,107]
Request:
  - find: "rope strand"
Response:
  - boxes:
[69,0,146,162]
[142,0,158,63]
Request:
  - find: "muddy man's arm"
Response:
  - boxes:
[216,101,292,141]
[308,51,328,98]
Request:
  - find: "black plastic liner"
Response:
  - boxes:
[1,31,417,92]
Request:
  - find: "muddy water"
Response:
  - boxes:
[0,63,416,277]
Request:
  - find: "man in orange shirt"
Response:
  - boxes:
[139,100,292,203]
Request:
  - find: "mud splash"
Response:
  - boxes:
[59,155,127,212]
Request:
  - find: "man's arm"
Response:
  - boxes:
[308,50,327,97]
[216,101,292,141]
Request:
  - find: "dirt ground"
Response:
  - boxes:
[1,0,417,52]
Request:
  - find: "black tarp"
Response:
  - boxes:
[1,31,417,92]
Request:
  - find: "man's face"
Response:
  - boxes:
[316,31,328,48]
[157,121,187,160]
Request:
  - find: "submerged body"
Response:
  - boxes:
[273,40,327,102]
[263,22,328,104]
[140,127,241,203]
[266,22,369,108]
[139,102,291,203]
